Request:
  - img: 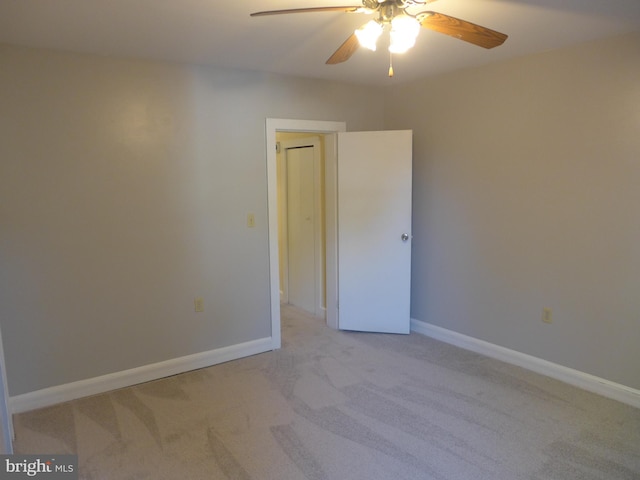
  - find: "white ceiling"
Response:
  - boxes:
[1,0,639,86]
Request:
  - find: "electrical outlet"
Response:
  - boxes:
[542,307,552,324]
[194,297,204,313]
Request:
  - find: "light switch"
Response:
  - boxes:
[194,297,204,313]
[247,213,256,228]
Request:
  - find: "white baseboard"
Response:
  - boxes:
[10,337,274,414]
[411,319,640,409]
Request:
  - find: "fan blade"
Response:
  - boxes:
[419,12,507,49]
[250,6,360,17]
[326,33,360,64]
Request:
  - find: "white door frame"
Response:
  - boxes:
[266,119,346,349]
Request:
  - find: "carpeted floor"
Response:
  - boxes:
[13,305,640,479]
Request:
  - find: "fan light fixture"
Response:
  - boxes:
[355,20,383,51]
[354,14,421,55]
[389,15,420,53]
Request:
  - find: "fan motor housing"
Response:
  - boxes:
[362,0,380,9]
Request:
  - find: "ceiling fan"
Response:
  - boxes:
[251,0,508,76]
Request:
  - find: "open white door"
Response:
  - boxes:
[337,130,412,334]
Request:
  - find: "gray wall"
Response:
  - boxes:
[385,32,640,389]
[0,45,385,396]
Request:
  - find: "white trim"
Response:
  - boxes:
[10,337,272,414]
[265,119,347,347]
[411,318,640,409]
[324,133,339,330]
[0,325,13,452]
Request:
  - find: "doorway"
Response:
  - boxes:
[266,119,346,349]
[277,134,325,317]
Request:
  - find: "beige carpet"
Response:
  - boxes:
[13,305,640,479]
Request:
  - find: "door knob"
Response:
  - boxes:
[401,233,410,242]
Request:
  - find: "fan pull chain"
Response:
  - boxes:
[388,52,394,78]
